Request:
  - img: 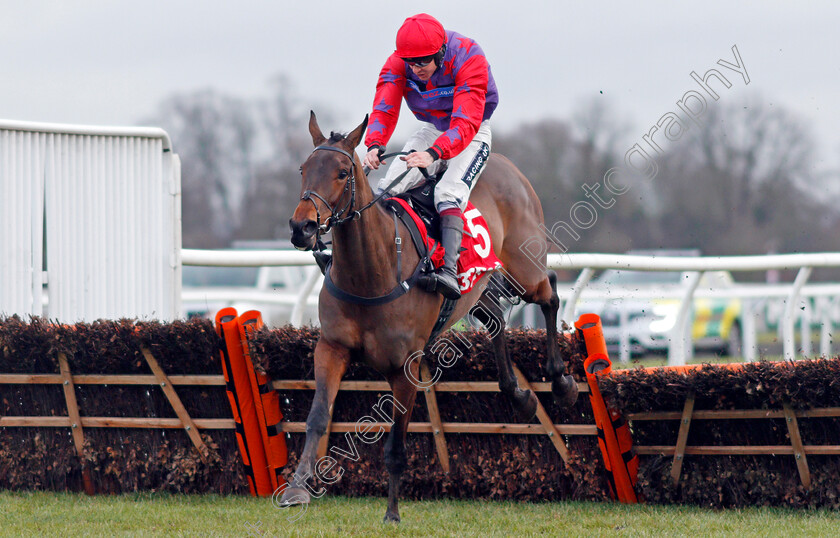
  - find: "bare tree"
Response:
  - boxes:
[493,101,642,253]
[146,75,339,247]
[235,76,337,241]
[493,118,577,227]
[262,74,313,166]
[690,95,813,221]
[571,97,632,186]
[149,90,258,247]
[650,95,825,256]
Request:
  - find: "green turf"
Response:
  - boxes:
[2,492,840,537]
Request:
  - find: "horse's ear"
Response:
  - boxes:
[343,115,369,151]
[308,110,327,147]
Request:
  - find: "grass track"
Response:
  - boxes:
[2,492,839,537]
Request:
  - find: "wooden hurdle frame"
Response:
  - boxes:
[3,335,837,495]
[279,371,593,470]
[0,348,233,494]
[629,397,840,488]
[0,350,595,490]
[0,352,232,434]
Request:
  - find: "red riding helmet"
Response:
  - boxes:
[395,13,446,58]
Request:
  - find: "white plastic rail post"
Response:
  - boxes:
[562,267,595,326]
[290,267,323,327]
[801,300,812,357]
[668,271,702,366]
[820,304,832,358]
[742,298,757,362]
[783,267,812,361]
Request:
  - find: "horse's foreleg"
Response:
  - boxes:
[382,368,419,523]
[280,340,349,505]
[538,270,578,407]
[471,289,538,421]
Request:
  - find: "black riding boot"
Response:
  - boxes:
[436,214,463,300]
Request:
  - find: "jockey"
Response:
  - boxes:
[363,13,498,300]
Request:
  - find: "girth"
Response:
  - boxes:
[386,199,459,345]
[323,205,430,307]
[323,199,459,345]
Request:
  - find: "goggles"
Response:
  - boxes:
[403,56,435,68]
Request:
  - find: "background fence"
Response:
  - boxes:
[181,249,840,365]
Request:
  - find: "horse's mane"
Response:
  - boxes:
[328,131,345,143]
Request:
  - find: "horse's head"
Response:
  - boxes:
[289,111,368,251]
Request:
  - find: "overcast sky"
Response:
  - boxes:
[2,1,838,173]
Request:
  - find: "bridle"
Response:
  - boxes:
[298,144,432,306]
[299,145,415,238]
[299,145,360,235]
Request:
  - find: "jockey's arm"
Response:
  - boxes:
[364,55,406,158]
[425,54,489,161]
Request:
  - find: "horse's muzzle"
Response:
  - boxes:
[289,218,318,250]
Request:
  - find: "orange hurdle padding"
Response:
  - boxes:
[216,308,273,497]
[237,310,288,491]
[575,313,609,358]
[216,308,257,495]
[577,314,639,503]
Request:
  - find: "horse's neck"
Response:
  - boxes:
[330,184,399,294]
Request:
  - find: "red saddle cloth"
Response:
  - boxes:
[388,198,503,294]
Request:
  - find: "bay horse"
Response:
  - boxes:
[285,112,578,522]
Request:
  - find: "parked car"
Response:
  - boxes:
[181,257,321,327]
[583,268,742,356]
[574,249,742,357]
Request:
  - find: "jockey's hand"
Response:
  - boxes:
[401,151,434,170]
[364,148,383,170]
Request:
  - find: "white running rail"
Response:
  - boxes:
[181,249,840,364]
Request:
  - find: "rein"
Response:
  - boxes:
[301,146,428,305]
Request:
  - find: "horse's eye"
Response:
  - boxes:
[338,169,348,180]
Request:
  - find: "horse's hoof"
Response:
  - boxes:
[513,388,538,422]
[277,486,311,507]
[552,375,579,408]
[383,511,400,524]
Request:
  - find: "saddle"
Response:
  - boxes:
[392,178,442,241]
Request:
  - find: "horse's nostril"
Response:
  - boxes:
[290,218,318,239]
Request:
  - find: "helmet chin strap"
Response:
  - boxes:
[433,43,447,67]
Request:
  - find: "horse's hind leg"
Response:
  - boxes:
[471,282,538,421]
[534,270,578,407]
